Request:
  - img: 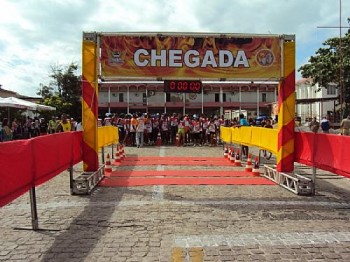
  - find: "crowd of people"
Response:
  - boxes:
[2,111,349,144]
[0,114,82,142]
[103,112,226,148]
[308,114,350,135]
[101,112,277,149]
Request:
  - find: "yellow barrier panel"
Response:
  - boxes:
[98,126,119,148]
[251,127,278,153]
[220,126,232,143]
[235,127,252,145]
[221,126,278,154]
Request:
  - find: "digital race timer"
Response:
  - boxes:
[164,80,202,94]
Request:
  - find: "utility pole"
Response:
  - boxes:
[317,0,350,121]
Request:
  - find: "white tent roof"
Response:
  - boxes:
[0,97,56,111]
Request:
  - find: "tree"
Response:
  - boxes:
[298,18,350,117]
[38,63,81,119]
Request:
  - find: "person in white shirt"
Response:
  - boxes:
[136,114,145,148]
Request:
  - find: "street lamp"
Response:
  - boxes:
[40,83,43,98]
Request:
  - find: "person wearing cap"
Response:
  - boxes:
[320,116,330,133]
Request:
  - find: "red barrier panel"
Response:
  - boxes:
[0,140,34,207]
[0,132,83,207]
[295,132,350,178]
[32,132,83,186]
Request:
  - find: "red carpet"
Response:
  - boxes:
[113,158,235,166]
[105,170,250,177]
[101,156,275,187]
[124,156,224,162]
[99,177,275,186]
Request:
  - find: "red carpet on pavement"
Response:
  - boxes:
[100,156,275,187]
[105,170,250,177]
[124,156,224,162]
[113,157,235,166]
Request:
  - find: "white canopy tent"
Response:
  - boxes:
[0,97,56,120]
[0,97,56,111]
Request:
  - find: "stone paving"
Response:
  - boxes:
[1,144,350,261]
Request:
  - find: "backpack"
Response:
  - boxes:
[321,120,330,131]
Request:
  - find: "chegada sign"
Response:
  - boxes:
[100,33,281,80]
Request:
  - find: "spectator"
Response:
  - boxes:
[129,114,138,146]
[56,113,72,132]
[309,117,320,133]
[0,120,3,141]
[11,118,18,139]
[48,116,58,134]
[76,118,83,131]
[2,118,13,141]
[320,116,330,134]
[340,114,350,136]
[239,114,249,157]
[135,114,145,148]
[39,118,48,135]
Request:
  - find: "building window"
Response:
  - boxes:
[262,93,267,102]
[166,93,171,102]
[119,93,124,102]
[223,93,226,102]
[327,85,336,95]
[215,93,219,102]
[143,93,147,103]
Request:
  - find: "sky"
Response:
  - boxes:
[0,0,349,97]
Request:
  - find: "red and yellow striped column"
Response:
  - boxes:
[82,32,99,172]
[277,38,295,172]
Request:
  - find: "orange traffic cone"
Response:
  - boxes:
[228,147,232,160]
[121,145,125,159]
[235,149,242,166]
[114,146,121,163]
[252,156,260,176]
[229,150,235,164]
[156,132,162,146]
[245,153,253,172]
[224,147,229,158]
[105,153,112,173]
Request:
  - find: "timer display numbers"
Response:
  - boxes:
[164,80,202,94]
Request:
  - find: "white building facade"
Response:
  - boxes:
[97,82,278,119]
[296,78,338,123]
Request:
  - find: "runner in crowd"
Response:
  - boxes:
[160,113,170,145]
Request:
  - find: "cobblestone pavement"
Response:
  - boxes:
[1,144,350,261]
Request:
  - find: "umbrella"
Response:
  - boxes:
[0,97,56,111]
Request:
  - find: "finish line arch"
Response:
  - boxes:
[82,32,295,173]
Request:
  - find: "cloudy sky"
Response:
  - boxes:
[0,0,348,97]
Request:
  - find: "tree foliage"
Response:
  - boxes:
[298,18,350,115]
[38,63,81,119]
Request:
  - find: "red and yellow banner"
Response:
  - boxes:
[100,34,281,80]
